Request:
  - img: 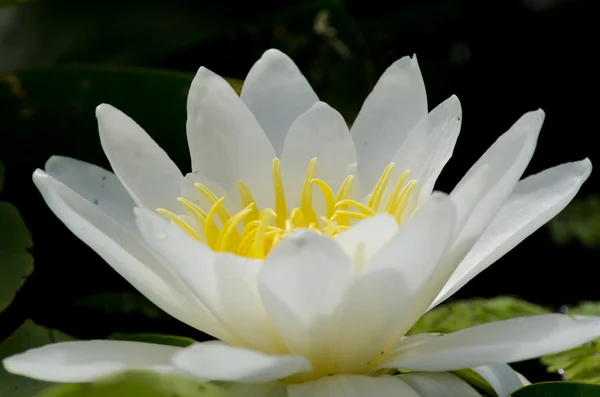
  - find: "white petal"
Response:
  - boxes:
[351,55,427,193]
[240,49,319,155]
[172,341,312,383]
[44,155,137,234]
[448,110,544,268]
[398,372,482,397]
[471,364,526,397]
[392,95,462,204]
[287,375,420,397]
[386,314,600,371]
[281,101,357,210]
[258,231,354,359]
[33,170,227,338]
[335,214,398,264]
[3,340,179,383]
[432,158,592,308]
[220,381,287,397]
[335,194,456,373]
[135,208,277,352]
[186,66,276,208]
[96,104,183,212]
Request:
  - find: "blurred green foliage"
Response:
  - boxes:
[541,303,600,383]
[74,291,166,320]
[0,0,31,8]
[549,196,600,248]
[511,382,600,396]
[408,296,550,335]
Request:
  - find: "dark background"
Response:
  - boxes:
[0,0,597,383]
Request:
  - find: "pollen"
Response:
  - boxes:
[157,158,417,259]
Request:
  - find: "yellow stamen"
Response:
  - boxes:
[253,209,276,258]
[311,178,336,218]
[300,158,318,225]
[158,159,418,259]
[237,181,260,226]
[393,180,418,223]
[205,197,225,249]
[217,203,255,252]
[272,158,288,229]
[156,208,203,241]
[367,163,394,211]
[386,170,410,214]
[195,183,231,224]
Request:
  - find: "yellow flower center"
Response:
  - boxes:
[157,158,417,259]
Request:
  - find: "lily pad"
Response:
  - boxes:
[0,181,34,313]
[0,320,74,397]
[38,371,233,397]
[511,381,600,396]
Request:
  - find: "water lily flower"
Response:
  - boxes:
[4,49,596,397]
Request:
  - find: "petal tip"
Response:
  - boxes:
[578,157,593,177]
[95,103,114,118]
[262,48,288,61]
[32,168,49,185]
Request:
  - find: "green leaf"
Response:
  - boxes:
[548,196,600,248]
[0,200,34,313]
[408,296,550,335]
[511,381,600,396]
[73,291,165,319]
[108,332,195,348]
[0,320,74,397]
[541,302,600,383]
[0,66,241,175]
[38,371,233,397]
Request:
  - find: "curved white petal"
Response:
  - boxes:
[471,364,526,397]
[386,314,600,371]
[398,372,481,397]
[448,110,544,269]
[516,372,531,386]
[33,170,227,338]
[220,381,287,397]
[335,194,456,373]
[172,341,312,383]
[432,158,592,308]
[44,155,137,234]
[288,374,420,397]
[391,95,462,205]
[240,49,319,155]
[351,55,427,193]
[258,231,354,359]
[281,101,358,210]
[96,104,182,212]
[186,66,275,208]
[335,214,398,265]
[135,208,277,352]
[3,340,179,383]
